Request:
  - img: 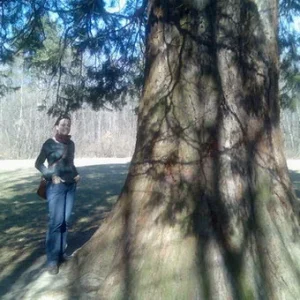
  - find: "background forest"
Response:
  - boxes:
[1,75,300,159]
[1,63,300,159]
[0,96,137,159]
[1,1,300,160]
[0,56,137,159]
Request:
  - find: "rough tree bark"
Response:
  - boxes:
[69,0,300,299]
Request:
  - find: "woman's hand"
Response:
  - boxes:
[52,175,62,184]
[74,175,80,183]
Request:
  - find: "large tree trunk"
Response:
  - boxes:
[70,0,300,299]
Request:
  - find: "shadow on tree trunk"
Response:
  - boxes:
[63,0,300,299]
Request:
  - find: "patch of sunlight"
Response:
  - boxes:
[4,226,22,234]
[85,173,106,179]
[23,201,41,205]
[95,205,109,211]
[0,247,17,265]
[78,217,90,223]
[106,195,118,203]
[0,247,33,280]
[287,160,300,171]
[21,265,71,300]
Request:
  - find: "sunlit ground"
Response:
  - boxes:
[0,158,130,298]
[0,158,299,299]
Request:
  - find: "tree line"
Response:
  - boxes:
[0,55,137,159]
[0,77,299,159]
[0,92,137,159]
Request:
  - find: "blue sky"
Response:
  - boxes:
[105,0,126,13]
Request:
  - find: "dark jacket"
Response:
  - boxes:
[35,138,79,183]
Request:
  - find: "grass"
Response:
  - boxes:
[0,162,130,297]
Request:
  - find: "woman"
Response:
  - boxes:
[35,115,80,275]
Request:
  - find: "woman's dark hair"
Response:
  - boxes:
[54,115,71,126]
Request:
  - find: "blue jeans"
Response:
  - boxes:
[46,182,76,266]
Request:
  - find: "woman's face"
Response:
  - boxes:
[56,118,71,135]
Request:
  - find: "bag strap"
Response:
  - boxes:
[49,145,67,167]
[40,144,67,180]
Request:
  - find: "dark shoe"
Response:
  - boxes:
[59,254,72,263]
[47,264,59,275]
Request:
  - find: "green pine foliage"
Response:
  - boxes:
[0,0,146,114]
[0,0,299,114]
[279,0,300,110]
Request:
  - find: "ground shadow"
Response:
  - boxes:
[0,163,299,298]
[289,170,300,198]
[0,162,129,298]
